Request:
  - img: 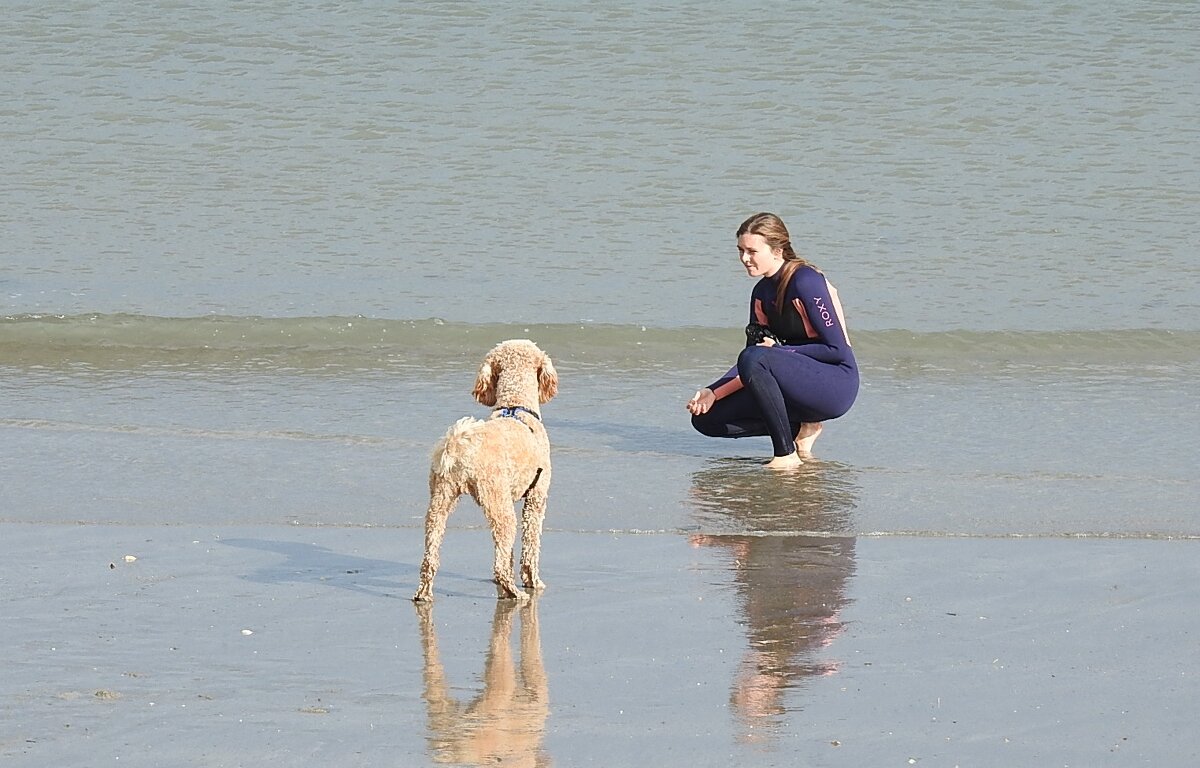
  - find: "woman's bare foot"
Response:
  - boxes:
[794,422,824,457]
[765,452,803,470]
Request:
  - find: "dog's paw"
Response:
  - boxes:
[496,584,530,601]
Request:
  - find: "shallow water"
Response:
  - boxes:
[3,316,1196,536]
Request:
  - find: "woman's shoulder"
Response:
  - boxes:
[789,263,826,289]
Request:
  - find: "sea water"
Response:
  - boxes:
[3,2,1198,536]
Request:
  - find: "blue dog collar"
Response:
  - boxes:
[494,405,541,425]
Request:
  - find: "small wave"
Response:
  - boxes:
[2,313,1196,374]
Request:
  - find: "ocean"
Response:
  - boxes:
[4,2,1196,540]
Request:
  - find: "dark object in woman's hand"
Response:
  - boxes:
[745,323,784,347]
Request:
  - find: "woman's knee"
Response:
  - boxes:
[736,346,770,381]
[691,413,723,437]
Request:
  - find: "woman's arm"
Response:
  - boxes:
[785,267,852,363]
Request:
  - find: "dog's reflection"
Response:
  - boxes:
[415,600,551,767]
[688,459,860,741]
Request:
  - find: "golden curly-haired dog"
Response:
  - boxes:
[413,339,558,602]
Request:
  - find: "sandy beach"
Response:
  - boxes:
[3,521,1196,767]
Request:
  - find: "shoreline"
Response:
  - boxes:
[3,521,1197,766]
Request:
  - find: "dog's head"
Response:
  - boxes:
[472,339,558,408]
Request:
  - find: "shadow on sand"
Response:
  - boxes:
[220,538,416,598]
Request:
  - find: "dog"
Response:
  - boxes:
[413,339,558,602]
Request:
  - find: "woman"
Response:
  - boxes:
[686,212,858,468]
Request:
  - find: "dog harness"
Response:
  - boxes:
[493,406,545,498]
[493,405,540,431]
[522,467,543,499]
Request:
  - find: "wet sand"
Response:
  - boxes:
[2,521,1196,767]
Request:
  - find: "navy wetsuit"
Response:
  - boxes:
[691,265,859,457]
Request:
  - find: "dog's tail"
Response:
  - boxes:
[430,417,484,477]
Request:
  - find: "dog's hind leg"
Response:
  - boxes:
[476,483,526,600]
[519,489,548,592]
[413,483,459,602]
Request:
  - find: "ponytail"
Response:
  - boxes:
[773,255,809,311]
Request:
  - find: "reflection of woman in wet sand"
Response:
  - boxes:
[415,600,550,767]
[689,460,859,740]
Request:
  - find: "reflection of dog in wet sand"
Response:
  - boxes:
[416,601,550,767]
[413,339,558,602]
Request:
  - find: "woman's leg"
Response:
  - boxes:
[691,388,770,440]
[692,348,856,462]
[737,346,800,458]
[738,346,857,458]
[795,422,823,456]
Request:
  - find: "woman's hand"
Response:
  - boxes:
[686,388,715,415]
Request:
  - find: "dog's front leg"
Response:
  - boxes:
[519,490,548,592]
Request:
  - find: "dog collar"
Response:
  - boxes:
[494,405,540,426]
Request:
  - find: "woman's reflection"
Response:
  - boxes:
[415,599,551,767]
[689,458,860,742]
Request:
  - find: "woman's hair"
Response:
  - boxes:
[736,212,816,310]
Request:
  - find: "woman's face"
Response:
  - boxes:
[737,233,783,278]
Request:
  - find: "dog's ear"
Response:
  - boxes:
[537,354,558,404]
[473,359,498,406]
